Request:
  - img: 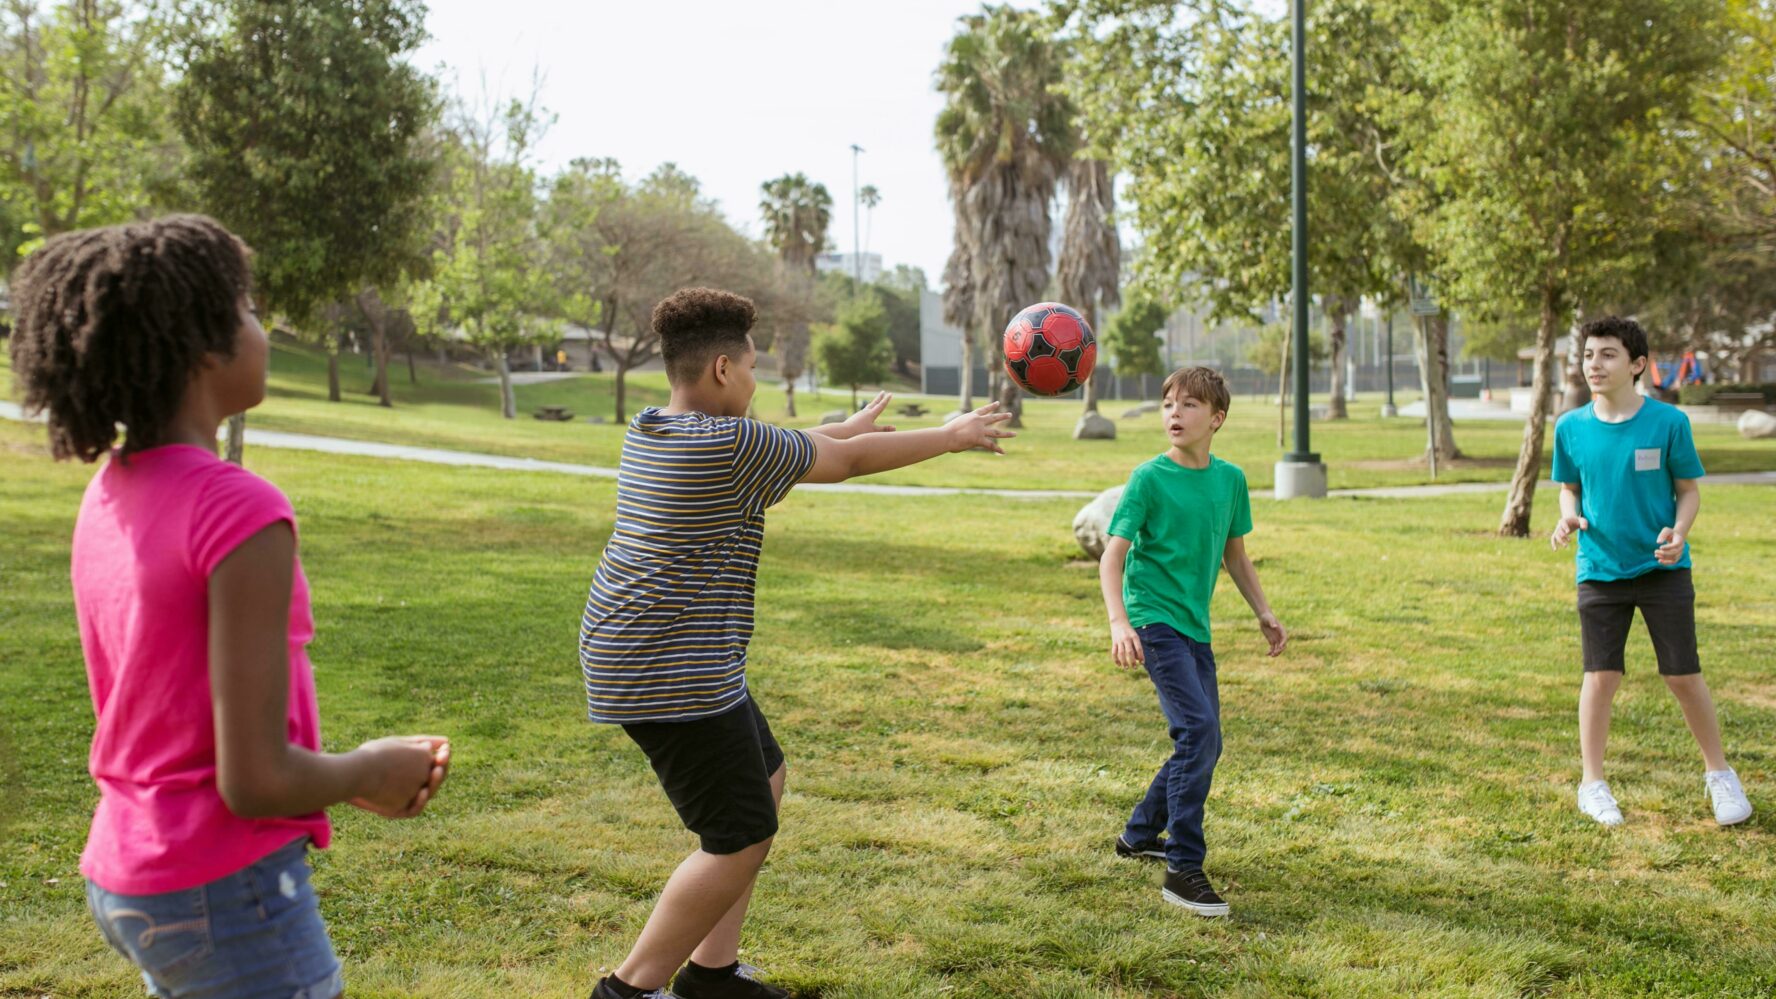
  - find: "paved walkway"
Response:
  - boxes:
[6,402,1772,500]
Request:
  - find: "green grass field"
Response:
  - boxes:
[11,339,1769,495]
[2,413,1773,998]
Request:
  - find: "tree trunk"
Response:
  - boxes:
[1499,290,1564,537]
[496,352,516,420]
[1082,363,1100,413]
[1413,310,1461,463]
[326,337,341,403]
[224,413,245,465]
[407,347,417,385]
[784,379,797,418]
[958,328,975,412]
[1277,326,1291,448]
[1327,301,1350,420]
[998,379,1023,428]
[1560,316,1590,413]
[615,364,628,424]
[357,290,392,408]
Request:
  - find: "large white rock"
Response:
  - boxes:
[819,410,847,425]
[1121,402,1160,419]
[1072,486,1125,560]
[1740,409,1776,439]
[1073,410,1117,440]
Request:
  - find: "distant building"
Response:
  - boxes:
[919,288,986,397]
[815,251,883,284]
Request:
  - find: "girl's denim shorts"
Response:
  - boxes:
[85,837,343,999]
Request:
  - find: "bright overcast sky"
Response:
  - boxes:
[416,0,1041,287]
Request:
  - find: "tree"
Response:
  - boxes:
[813,289,892,409]
[1404,0,1721,536]
[876,264,926,378]
[1246,321,1329,377]
[1057,155,1120,423]
[0,0,186,266]
[935,4,1074,427]
[410,93,557,420]
[758,172,832,416]
[859,183,880,256]
[1100,295,1168,380]
[174,0,437,456]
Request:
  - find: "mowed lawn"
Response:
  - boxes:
[2,417,1774,998]
[10,340,1771,495]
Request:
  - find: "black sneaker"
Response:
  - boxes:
[1115,834,1167,862]
[1162,867,1229,917]
[670,962,789,999]
[589,977,676,999]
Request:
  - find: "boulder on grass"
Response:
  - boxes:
[820,410,847,425]
[1739,409,1776,440]
[1074,410,1117,440]
[1121,402,1160,419]
[1072,486,1125,560]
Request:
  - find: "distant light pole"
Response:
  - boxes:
[1383,311,1397,417]
[850,143,865,286]
[1276,0,1326,498]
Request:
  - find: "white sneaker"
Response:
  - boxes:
[1705,769,1753,826]
[1578,780,1624,826]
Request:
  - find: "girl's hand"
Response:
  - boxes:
[349,736,446,818]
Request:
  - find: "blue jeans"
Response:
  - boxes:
[85,837,343,999]
[1123,623,1223,871]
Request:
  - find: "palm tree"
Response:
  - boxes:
[859,184,881,256]
[935,4,1074,427]
[1057,155,1120,431]
[759,173,832,417]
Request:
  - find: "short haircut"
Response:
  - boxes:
[1580,315,1649,371]
[8,214,252,462]
[653,287,756,385]
[1162,365,1231,418]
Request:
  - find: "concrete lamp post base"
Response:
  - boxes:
[1380,403,1398,418]
[1274,460,1328,500]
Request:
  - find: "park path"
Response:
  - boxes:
[5,402,1773,500]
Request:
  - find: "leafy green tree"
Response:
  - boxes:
[1101,295,1167,380]
[1403,0,1722,535]
[936,4,1074,426]
[813,289,893,409]
[174,0,437,455]
[758,172,831,416]
[409,94,557,420]
[0,0,186,265]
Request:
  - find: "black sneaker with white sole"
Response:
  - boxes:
[1115,834,1167,862]
[589,978,675,999]
[670,962,789,999]
[1162,867,1229,917]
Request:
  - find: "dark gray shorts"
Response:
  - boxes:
[623,696,784,854]
[1577,568,1700,676]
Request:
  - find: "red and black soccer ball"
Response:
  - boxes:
[1002,302,1097,396]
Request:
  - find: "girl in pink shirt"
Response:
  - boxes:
[9,215,450,999]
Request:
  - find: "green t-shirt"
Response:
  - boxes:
[1107,453,1253,644]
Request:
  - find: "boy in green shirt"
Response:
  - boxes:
[1099,366,1287,917]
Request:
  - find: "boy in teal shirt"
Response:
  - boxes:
[1551,316,1752,828]
[1099,366,1287,917]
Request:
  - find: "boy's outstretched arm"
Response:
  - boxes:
[800,401,1013,483]
[1223,535,1287,657]
[1099,535,1144,669]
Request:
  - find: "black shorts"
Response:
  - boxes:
[622,696,784,854]
[1577,568,1700,676]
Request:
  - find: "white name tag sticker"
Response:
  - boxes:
[1634,448,1661,472]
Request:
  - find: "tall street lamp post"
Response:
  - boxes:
[1276,0,1327,498]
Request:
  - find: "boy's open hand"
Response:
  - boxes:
[1655,527,1686,565]
[1258,612,1287,657]
[350,735,450,819]
[944,401,1017,454]
[1110,621,1144,670]
[1550,515,1588,550]
[835,391,897,439]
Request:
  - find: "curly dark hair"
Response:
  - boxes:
[653,287,756,385]
[8,215,252,462]
[1579,316,1649,372]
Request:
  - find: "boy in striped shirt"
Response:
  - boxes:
[584,288,1013,999]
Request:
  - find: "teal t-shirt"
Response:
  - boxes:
[1107,453,1253,644]
[1551,398,1705,584]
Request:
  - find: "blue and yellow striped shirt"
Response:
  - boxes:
[580,408,817,723]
